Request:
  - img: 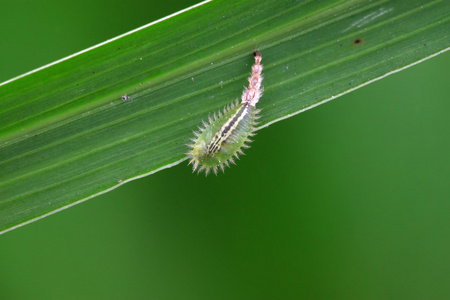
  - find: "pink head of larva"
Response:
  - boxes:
[242,51,263,107]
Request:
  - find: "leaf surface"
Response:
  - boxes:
[1,0,449,233]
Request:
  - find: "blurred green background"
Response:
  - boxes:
[1,1,450,299]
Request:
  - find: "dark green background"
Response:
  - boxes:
[1,1,449,299]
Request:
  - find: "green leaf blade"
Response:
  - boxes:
[1,0,449,233]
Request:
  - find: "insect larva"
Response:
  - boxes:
[187,51,264,175]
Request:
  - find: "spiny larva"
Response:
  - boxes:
[187,51,264,175]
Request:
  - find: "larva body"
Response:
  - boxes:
[187,51,263,175]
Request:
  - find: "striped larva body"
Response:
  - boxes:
[187,51,263,175]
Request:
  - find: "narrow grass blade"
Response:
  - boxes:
[1,0,449,233]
